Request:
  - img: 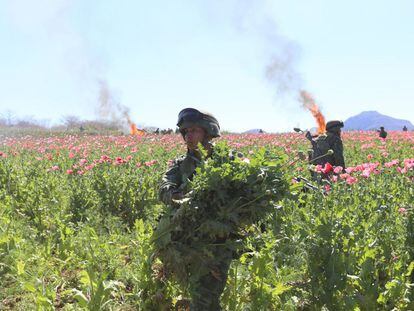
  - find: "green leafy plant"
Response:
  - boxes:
[153,142,289,289]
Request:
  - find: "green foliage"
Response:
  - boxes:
[1,132,414,309]
[153,142,289,290]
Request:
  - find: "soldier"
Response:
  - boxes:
[377,126,388,139]
[159,108,230,310]
[307,120,346,169]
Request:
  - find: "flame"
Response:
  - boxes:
[127,117,145,136]
[130,123,138,135]
[300,90,326,134]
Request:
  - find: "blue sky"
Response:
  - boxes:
[0,0,413,132]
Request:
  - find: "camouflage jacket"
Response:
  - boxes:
[325,132,345,168]
[378,130,388,139]
[159,150,202,205]
[159,148,241,205]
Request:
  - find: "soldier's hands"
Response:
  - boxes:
[171,190,193,204]
[172,191,184,201]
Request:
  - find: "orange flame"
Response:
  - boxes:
[300,90,326,134]
[127,117,145,136]
[130,123,138,135]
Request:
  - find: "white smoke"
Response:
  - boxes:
[198,1,303,98]
[6,0,128,124]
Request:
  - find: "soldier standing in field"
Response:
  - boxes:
[377,126,388,139]
[158,108,232,310]
[306,120,346,169]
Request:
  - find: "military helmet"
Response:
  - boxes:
[177,108,221,138]
[326,120,344,132]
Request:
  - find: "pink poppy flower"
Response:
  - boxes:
[361,169,371,178]
[345,167,355,174]
[340,173,350,180]
[398,207,407,215]
[242,158,250,164]
[397,167,407,174]
[85,164,95,171]
[346,176,358,185]
[314,165,323,173]
[145,160,158,167]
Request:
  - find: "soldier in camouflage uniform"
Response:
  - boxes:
[323,120,346,168]
[307,120,346,169]
[159,108,232,310]
[377,126,388,139]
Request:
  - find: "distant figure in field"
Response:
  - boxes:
[306,120,346,169]
[403,125,408,132]
[377,126,388,139]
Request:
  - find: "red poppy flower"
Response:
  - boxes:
[322,162,333,174]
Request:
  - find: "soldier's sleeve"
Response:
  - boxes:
[159,159,182,205]
[332,138,345,168]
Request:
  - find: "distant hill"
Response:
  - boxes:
[243,129,266,134]
[344,111,414,130]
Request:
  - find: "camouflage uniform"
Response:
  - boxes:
[158,108,232,311]
[159,151,200,205]
[189,252,232,310]
[308,120,346,169]
[378,127,388,139]
[323,131,345,168]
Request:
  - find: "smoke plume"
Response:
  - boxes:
[229,2,326,129]
[98,80,128,121]
[6,0,135,130]
[265,43,303,97]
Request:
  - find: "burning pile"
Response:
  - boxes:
[127,117,145,136]
[98,80,145,136]
[300,90,326,134]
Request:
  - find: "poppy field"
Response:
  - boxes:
[0,131,413,310]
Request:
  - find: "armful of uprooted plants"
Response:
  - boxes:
[151,142,301,285]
